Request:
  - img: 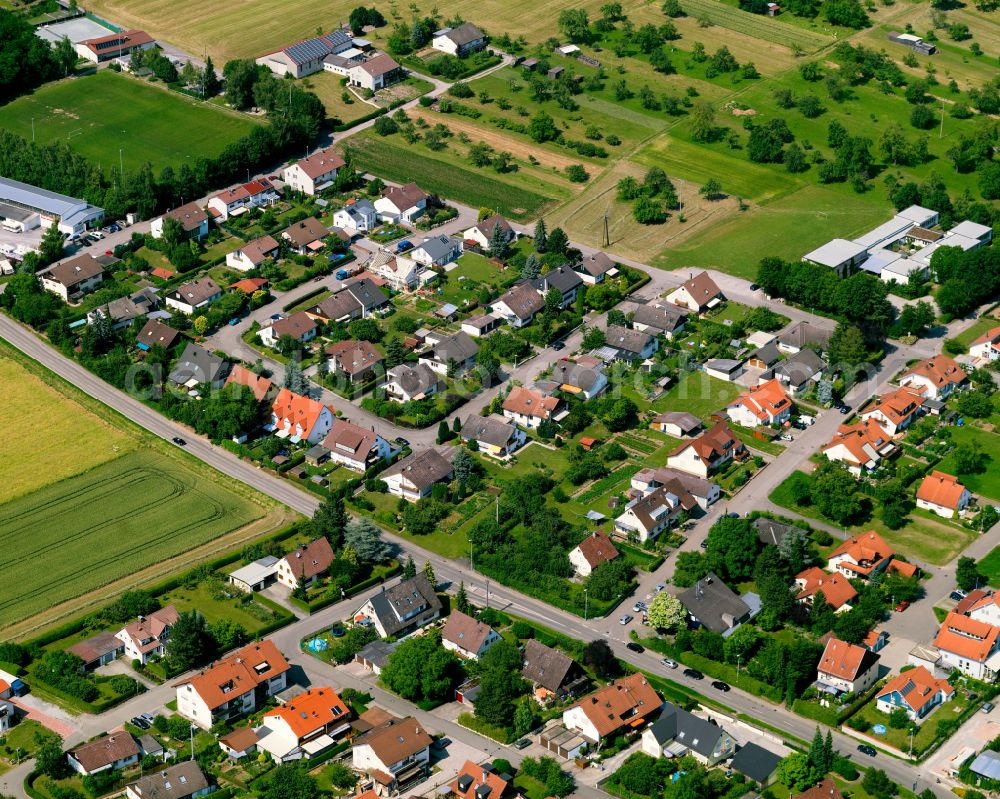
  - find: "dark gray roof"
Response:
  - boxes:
[751,517,806,547]
[532,266,583,296]
[749,341,781,367]
[386,363,442,397]
[971,750,1000,780]
[125,762,209,799]
[771,348,824,385]
[677,572,750,634]
[442,21,485,46]
[460,414,517,447]
[730,743,782,782]
[168,342,227,386]
[521,639,576,693]
[367,574,442,637]
[416,234,459,261]
[356,639,400,669]
[604,324,653,355]
[167,277,220,307]
[382,448,454,491]
[647,702,727,759]
[494,281,544,320]
[345,278,390,311]
[550,359,606,394]
[575,251,615,277]
[652,412,701,434]
[631,303,688,333]
[428,331,479,364]
[283,30,352,65]
[778,321,832,350]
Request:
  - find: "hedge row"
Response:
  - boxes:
[288,561,402,614]
[283,285,328,312]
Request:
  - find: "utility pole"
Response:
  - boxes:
[119,147,124,178]
[602,211,610,248]
[939,98,945,139]
[584,588,589,621]
[189,724,195,761]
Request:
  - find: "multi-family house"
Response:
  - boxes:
[822,419,896,476]
[563,674,662,744]
[207,179,278,220]
[320,419,392,471]
[150,201,209,241]
[860,386,926,435]
[614,485,696,542]
[352,574,443,638]
[816,637,880,695]
[666,421,745,478]
[269,388,334,444]
[115,606,178,665]
[41,254,104,302]
[352,713,433,789]
[283,149,346,195]
[441,611,502,660]
[898,354,966,400]
[501,386,561,429]
[934,612,1000,679]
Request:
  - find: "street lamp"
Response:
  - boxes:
[584,588,589,621]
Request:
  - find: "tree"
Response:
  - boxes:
[534,218,547,252]
[785,143,808,173]
[403,556,417,579]
[35,737,69,779]
[521,254,542,280]
[200,56,221,98]
[547,227,569,255]
[437,419,450,444]
[264,765,319,799]
[583,639,619,678]
[283,358,310,394]
[954,441,988,475]
[344,518,393,562]
[423,560,436,584]
[39,221,65,266]
[475,641,529,729]
[705,516,760,582]
[632,196,665,225]
[490,219,510,259]
[586,559,635,601]
[647,591,686,630]
[861,769,896,799]
[812,461,867,525]
[827,322,868,368]
[558,8,591,42]
[956,556,985,591]
[455,581,471,614]
[453,449,477,484]
[700,178,722,199]
[897,301,935,337]
[168,610,212,671]
[689,101,716,142]
[528,111,559,142]
[777,752,818,791]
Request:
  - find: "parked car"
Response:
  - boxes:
[983,702,995,714]
[91,230,105,240]
[683,668,704,680]
[626,642,645,654]
[140,713,155,725]
[270,313,282,320]
[131,717,150,730]
[171,437,186,446]
[857,745,877,757]
[749,283,759,291]
[551,341,565,351]
[950,591,966,602]
[394,436,410,447]
[432,738,451,750]
[655,583,666,593]
[780,434,794,441]
[838,404,851,415]
[894,600,910,612]
[632,602,646,612]
[712,680,731,692]
[661,658,678,669]
[396,239,413,253]
[228,317,241,326]
[514,739,531,750]
[619,614,633,625]
[335,269,350,279]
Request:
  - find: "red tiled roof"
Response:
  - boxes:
[730,379,791,422]
[877,665,953,714]
[934,611,1000,662]
[574,531,620,569]
[263,686,349,739]
[818,637,875,682]
[916,471,968,510]
[795,567,858,611]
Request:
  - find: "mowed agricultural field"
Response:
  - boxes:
[0,344,288,637]
[84,0,617,64]
[0,71,259,173]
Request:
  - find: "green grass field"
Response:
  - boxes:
[0,72,259,172]
[0,450,263,629]
[978,545,1000,587]
[652,371,743,422]
[938,426,1000,501]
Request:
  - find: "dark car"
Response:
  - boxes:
[432,738,451,750]
[394,436,410,447]
[514,738,532,750]
[712,680,731,692]
[626,642,645,654]
[171,437,186,446]
[551,341,565,351]
[131,717,150,730]
[749,283,760,291]
[683,668,704,680]
[857,745,877,757]
[839,404,851,414]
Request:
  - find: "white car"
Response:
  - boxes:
[619,614,633,625]
[661,658,678,669]
[90,230,105,240]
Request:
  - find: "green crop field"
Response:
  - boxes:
[0,71,259,173]
[0,450,263,629]
[680,0,833,51]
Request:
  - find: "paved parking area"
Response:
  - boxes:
[923,712,1000,782]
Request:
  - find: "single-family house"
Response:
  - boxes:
[418,331,479,376]
[521,639,586,702]
[876,666,954,721]
[502,385,561,429]
[828,531,894,580]
[333,199,378,232]
[969,326,1000,362]
[795,567,858,612]
[441,611,501,660]
[410,234,462,268]
[666,421,745,478]
[432,22,487,56]
[282,217,330,255]
[168,342,228,388]
[448,762,512,799]
[563,673,662,744]
[348,53,402,91]
[934,611,1000,679]
[650,412,702,438]
[257,311,318,348]
[116,605,178,665]
[375,183,429,224]
[307,279,389,323]
[665,271,724,313]
[352,574,442,638]
[321,419,392,471]
[823,419,896,476]
[383,363,444,402]
[631,467,720,511]
[67,632,125,672]
[68,733,140,776]
[531,266,583,309]
[802,239,869,277]
[270,388,334,444]
[550,358,608,400]
[956,590,1000,627]
[860,386,926,435]
[352,713,432,788]
[899,354,966,400]
[366,250,427,291]
[463,214,514,250]
[573,251,616,285]
[283,150,346,195]
[795,780,845,799]
[175,640,289,729]
[459,414,525,458]
[136,319,181,353]
[767,348,824,394]
[917,471,972,518]
[229,276,269,295]
[125,761,211,799]
[490,281,545,328]
[752,518,805,548]
[88,287,160,329]
[615,485,696,542]
[602,325,658,361]
[257,687,352,761]
[256,30,353,78]
[225,364,272,402]
[816,637,880,695]
[382,448,454,502]
[726,379,792,427]
[276,538,335,590]
[678,573,752,635]
[150,202,209,241]
[641,702,735,765]
[777,322,832,355]
[207,179,278,220]
[75,29,155,63]
[226,235,280,272]
[326,339,383,384]
[569,532,620,577]
[630,303,688,339]
[164,278,221,314]
[41,254,104,301]
[729,743,782,788]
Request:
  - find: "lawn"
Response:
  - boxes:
[0,71,259,172]
[851,690,972,756]
[651,371,743,423]
[157,581,283,634]
[978,545,1000,587]
[0,449,266,630]
[0,357,137,503]
[937,425,1000,501]
[955,317,999,350]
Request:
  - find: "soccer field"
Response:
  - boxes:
[0,71,259,172]
[0,450,265,630]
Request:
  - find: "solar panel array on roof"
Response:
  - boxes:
[285,31,352,65]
